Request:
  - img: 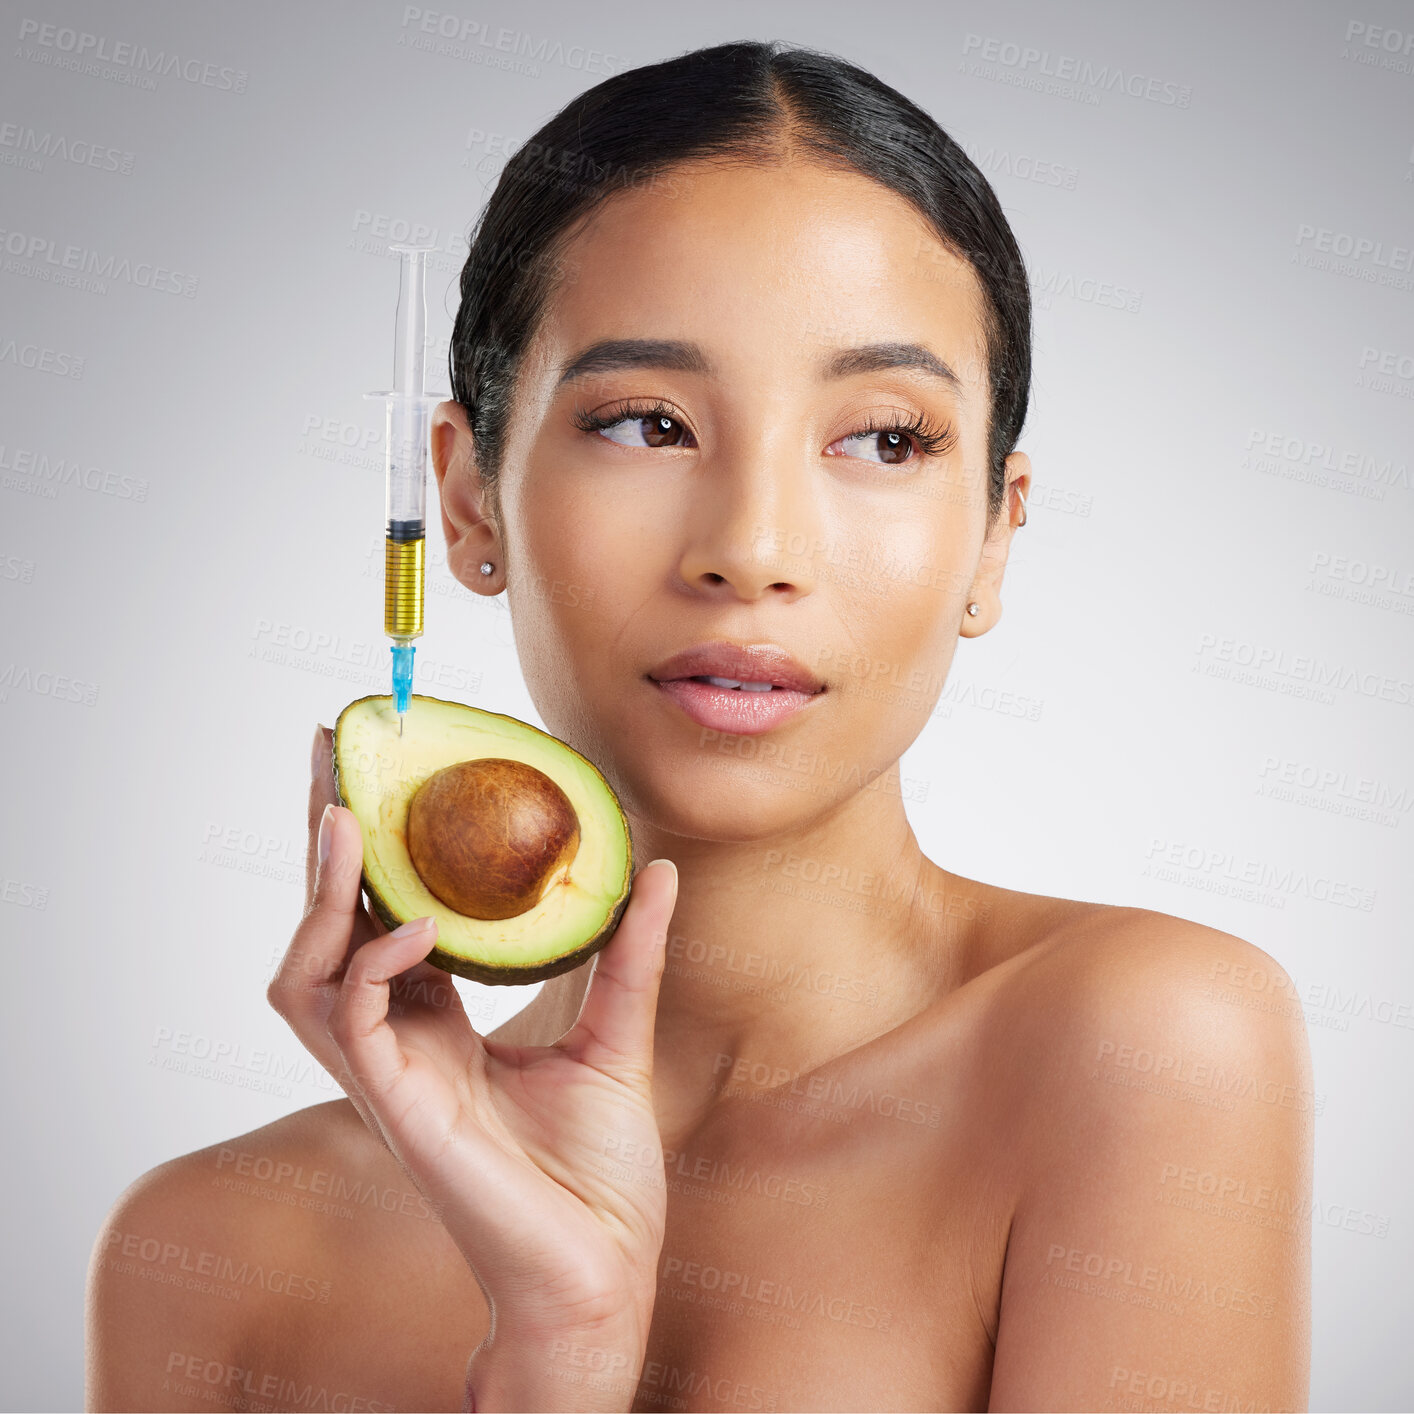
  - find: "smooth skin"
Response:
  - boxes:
[87,156,1312,1412]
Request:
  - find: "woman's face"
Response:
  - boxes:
[433,158,1027,838]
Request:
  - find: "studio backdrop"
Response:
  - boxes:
[1,1,1410,1410]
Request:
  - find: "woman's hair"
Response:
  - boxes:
[450,38,1031,527]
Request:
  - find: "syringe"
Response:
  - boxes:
[366,245,442,738]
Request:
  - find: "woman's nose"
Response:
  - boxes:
[674,452,822,602]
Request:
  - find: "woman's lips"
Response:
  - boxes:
[648,676,823,734]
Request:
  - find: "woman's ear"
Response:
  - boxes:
[959,450,1031,637]
[430,400,502,592]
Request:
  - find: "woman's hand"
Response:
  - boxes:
[268,725,678,1354]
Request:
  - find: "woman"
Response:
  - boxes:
[88,38,1312,1413]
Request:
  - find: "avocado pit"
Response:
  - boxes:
[406,757,581,921]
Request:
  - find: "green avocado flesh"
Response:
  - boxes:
[332,694,633,985]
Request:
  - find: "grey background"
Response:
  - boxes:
[2,0,1411,1408]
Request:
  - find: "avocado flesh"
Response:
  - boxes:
[333,694,633,985]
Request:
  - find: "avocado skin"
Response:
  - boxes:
[359,884,632,985]
[331,693,635,987]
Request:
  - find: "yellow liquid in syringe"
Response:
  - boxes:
[384,534,424,637]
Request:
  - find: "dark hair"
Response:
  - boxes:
[450,38,1031,527]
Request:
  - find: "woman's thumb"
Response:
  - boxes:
[556,858,678,1090]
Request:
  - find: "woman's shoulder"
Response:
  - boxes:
[87,1099,482,1410]
[950,889,1314,1408]
[961,882,1314,1147]
[981,887,1301,1030]
[91,1098,394,1262]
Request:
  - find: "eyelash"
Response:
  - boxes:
[848,409,958,460]
[571,399,958,462]
[572,399,679,437]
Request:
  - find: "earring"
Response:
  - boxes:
[966,602,980,616]
[1017,487,1028,528]
[479,562,494,576]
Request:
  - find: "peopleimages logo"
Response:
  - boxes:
[396,8,628,77]
[1192,632,1414,709]
[0,442,147,500]
[15,18,248,92]
[1143,838,1377,912]
[1295,224,1412,271]
[0,122,135,175]
[959,33,1192,107]
[1242,428,1409,501]
[0,227,198,297]
[1340,19,1414,74]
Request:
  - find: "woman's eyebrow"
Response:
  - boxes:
[824,341,962,392]
[554,338,962,392]
[556,338,710,388]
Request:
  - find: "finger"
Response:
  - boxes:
[271,798,391,1137]
[269,802,367,1018]
[387,956,470,1021]
[556,858,677,1090]
[326,914,442,1105]
[273,745,412,1148]
[305,724,334,915]
[313,722,388,944]
[323,916,499,1188]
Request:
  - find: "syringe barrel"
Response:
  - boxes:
[383,396,428,641]
[386,244,431,529]
[380,244,433,648]
[384,396,429,527]
[385,531,424,639]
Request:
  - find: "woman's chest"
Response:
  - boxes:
[252,1067,1008,1412]
[621,1097,1005,1412]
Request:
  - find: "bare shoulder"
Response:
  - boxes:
[87,1099,485,1412]
[976,894,1316,1158]
[972,897,1314,1410]
[997,897,1313,1081]
[86,1101,368,1411]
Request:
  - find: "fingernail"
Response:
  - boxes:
[651,858,678,899]
[311,724,326,776]
[391,915,437,938]
[318,804,334,865]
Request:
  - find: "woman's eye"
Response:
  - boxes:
[598,413,693,449]
[833,429,915,466]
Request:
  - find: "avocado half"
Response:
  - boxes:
[332,694,633,985]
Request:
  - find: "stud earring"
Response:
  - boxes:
[479,561,494,576]
[966,601,980,616]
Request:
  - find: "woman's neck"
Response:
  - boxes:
[522,762,990,1142]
